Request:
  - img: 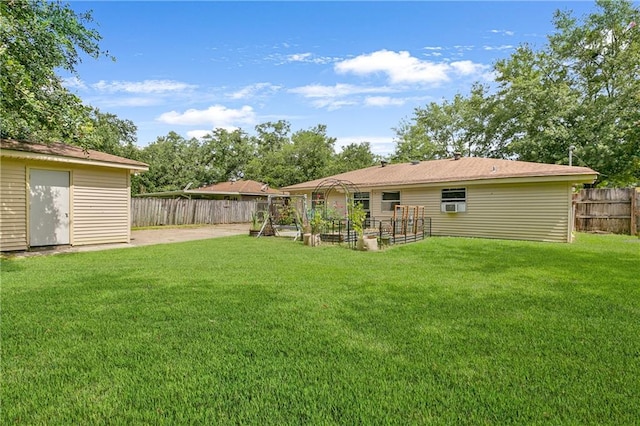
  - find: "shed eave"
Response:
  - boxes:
[1,149,148,172]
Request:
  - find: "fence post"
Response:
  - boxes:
[631,188,637,236]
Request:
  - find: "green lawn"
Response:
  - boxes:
[2,234,639,424]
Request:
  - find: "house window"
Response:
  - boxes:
[381,191,400,212]
[353,192,370,215]
[311,192,325,211]
[441,188,466,213]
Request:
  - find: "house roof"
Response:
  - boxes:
[195,179,282,195]
[0,138,148,171]
[282,157,598,191]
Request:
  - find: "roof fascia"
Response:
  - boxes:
[285,174,598,192]
[1,149,148,172]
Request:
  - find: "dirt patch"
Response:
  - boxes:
[4,224,250,258]
[130,223,249,246]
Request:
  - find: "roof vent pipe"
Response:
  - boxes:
[453,152,462,160]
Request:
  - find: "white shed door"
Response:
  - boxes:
[29,169,70,246]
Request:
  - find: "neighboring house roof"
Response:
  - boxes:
[196,179,282,195]
[137,179,284,198]
[282,157,598,191]
[0,138,148,171]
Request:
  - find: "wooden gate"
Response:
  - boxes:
[573,188,639,235]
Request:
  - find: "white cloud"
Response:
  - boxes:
[335,50,489,85]
[336,136,395,156]
[450,60,489,76]
[423,46,443,51]
[92,79,197,94]
[483,45,515,51]
[311,99,358,111]
[490,29,515,36]
[228,82,281,100]
[187,130,212,139]
[289,83,393,99]
[62,77,87,90]
[96,97,161,107]
[364,96,405,107]
[335,50,450,84]
[157,105,256,127]
[288,53,312,62]
[284,52,335,64]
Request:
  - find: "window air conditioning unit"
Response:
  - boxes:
[441,202,465,213]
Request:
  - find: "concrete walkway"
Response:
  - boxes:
[5,224,250,257]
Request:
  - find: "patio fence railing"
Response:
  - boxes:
[320,217,432,248]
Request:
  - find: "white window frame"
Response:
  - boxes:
[440,188,467,213]
[381,191,401,212]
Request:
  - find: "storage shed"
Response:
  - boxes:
[282,156,598,243]
[1,139,148,251]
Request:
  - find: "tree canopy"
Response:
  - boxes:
[132,122,379,195]
[0,0,112,143]
[393,0,640,186]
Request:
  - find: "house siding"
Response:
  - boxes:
[290,181,573,243]
[72,167,131,245]
[0,159,28,251]
[400,182,573,242]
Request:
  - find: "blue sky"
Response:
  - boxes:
[64,1,601,156]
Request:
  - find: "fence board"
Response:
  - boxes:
[131,198,256,228]
[573,188,639,235]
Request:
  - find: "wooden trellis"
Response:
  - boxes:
[393,205,425,235]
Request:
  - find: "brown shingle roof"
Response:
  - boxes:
[195,180,282,195]
[282,157,598,191]
[1,138,148,170]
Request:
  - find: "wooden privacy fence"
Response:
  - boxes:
[573,188,639,235]
[131,198,256,228]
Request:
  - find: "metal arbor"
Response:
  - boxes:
[311,178,362,220]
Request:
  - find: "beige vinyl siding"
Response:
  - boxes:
[72,167,131,245]
[0,159,28,251]
[402,182,573,242]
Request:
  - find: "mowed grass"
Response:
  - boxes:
[2,234,639,424]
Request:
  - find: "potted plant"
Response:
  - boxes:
[349,202,377,251]
[306,210,325,246]
[249,212,262,236]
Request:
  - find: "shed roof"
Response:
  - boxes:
[0,138,148,171]
[282,157,598,191]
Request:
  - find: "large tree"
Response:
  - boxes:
[394,84,498,161]
[329,142,379,175]
[133,132,201,195]
[0,0,112,143]
[199,128,254,184]
[393,0,640,186]
[494,0,640,185]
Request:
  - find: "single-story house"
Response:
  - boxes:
[136,179,284,201]
[1,138,148,251]
[282,155,598,243]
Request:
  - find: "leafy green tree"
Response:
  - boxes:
[494,0,640,185]
[288,124,336,184]
[133,132,201,194]
[0,0,111,143]
[330,142,378,174]
[83,108,139,159]
[247,123,337,187]
[393,85,498,161]
[394,0,640,186]
[200,128,255,184]
[253,120,290,156]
